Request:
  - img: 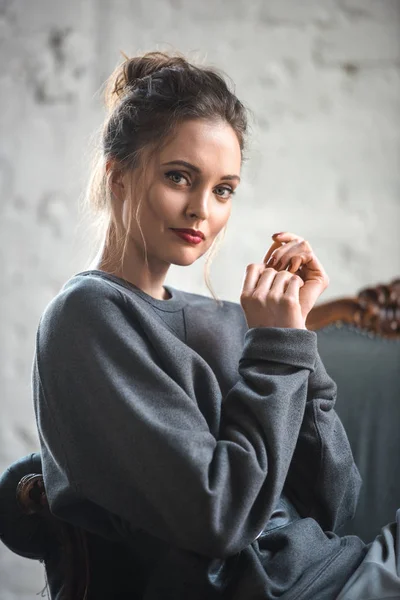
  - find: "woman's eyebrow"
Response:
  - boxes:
[161,160,241,182]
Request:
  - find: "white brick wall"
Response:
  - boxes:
[1,1,399,596]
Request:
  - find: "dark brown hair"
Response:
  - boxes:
[82,49,250,303]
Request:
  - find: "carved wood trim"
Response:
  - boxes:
[306,277,400,339]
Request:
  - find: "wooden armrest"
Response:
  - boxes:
[306,277,400,339]
[16,473,48,515]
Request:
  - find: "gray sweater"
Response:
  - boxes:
[32,270,368,599]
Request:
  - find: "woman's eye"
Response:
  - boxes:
[215,186,234,200]
[165,171,188,185]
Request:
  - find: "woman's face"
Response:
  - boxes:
[116,118,242,268]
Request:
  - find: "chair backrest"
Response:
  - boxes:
[307,277,400,542]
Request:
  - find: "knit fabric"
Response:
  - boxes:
[32,270,368,599]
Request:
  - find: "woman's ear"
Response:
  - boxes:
[106,159,126,203]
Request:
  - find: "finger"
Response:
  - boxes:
[299,251,328,280]
[285,275,304,301]
[268,270,296,295]
[295,252,330,299]
[241,264,268,296]
[262,241,281,265]
[254,267,279,296]
[272,232,303,243]
[277,249,313,271]
[287,255,303,274]
[267,239,305,268]
[263,232,304,266]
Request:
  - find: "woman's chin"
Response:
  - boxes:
[170,255,201,267]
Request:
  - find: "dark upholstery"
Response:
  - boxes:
[0,453,51,559]
[0,453,66,597]
[0,454,148,599]
[0,322,399,596]
[316,323,400,543]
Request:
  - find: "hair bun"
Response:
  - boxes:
[104,50,189,111]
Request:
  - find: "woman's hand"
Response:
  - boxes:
[263,232,330,320]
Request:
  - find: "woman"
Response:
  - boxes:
[32,50,400,599]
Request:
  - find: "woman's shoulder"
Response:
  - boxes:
[63,271,125,303]
[37,272,126,335]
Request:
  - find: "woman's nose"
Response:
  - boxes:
[186,189,211,220]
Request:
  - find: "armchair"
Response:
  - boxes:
[306,277,400,542]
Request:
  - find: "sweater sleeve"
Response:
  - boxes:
[284,351,362,533]
[33,280,318,559]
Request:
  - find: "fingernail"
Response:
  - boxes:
[273,232,284,237]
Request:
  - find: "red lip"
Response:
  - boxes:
[171,228,205,240]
